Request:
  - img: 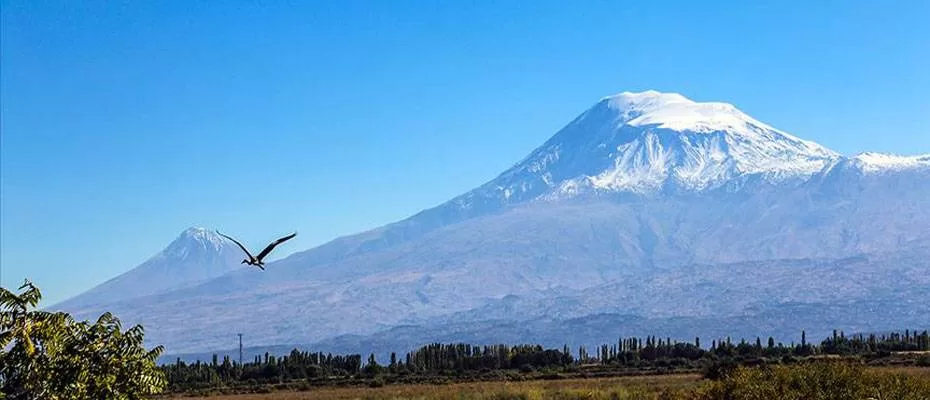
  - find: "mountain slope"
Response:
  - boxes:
[53,227,245,309]
[90,173,928,353]
[54,91,930,356]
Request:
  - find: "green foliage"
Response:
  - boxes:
[405,343,573,372]
[0,279,166,399]
[701,358,737,381]
[917,355,930,367]
[695,362,930,400]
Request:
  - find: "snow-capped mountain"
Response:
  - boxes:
[457,90,838,205]
[320,91,922,259]
[53,227,245,310]
[54,91,930,357]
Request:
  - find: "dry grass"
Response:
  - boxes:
[175,374,702,400]
[878,365,930,378]
[168,365,930,400]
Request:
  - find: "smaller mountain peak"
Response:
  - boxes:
[55,226,243,308]
[169,227,226,253]
[183,226,210,235]
[179,226,220,240]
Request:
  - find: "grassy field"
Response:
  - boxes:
[173,373,701,400]
[168,365,930,400]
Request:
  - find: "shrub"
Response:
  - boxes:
[917,355,930,367]
[702,359,737,380]
[696,362,930,399]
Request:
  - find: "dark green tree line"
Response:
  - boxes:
[160,328,929,393]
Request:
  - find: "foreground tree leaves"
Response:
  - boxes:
[0,279,166,399]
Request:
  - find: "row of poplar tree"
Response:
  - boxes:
[161,328,929,392]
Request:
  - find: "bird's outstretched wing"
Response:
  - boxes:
[216,230,254,259]
[256,232,297,261]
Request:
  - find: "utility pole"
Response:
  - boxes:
[238,333,243,366]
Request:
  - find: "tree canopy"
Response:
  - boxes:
[0,279,166,399]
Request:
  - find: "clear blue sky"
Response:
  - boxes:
[2,1,928,305]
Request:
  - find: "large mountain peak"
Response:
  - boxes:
[598,91,834,154]
[602,90,693,116]
[460,91,839,207]
[602,90,765,134]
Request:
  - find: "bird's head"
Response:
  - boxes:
[241,259,249,264]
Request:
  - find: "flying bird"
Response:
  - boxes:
[216,230,297,270]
